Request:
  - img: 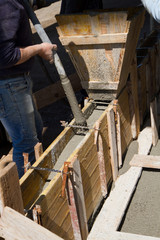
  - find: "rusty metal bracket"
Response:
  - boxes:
[61,121,100,132]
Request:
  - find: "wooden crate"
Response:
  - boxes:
[56,8,145,100]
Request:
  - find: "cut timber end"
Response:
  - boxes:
[0,158,24,215]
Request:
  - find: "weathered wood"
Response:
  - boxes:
[117,87,132,155]
[20,102,95,209]
[150,99,158,146]
[117,9,145,95]
[34,142,43,161]
[94,121,108,196]
[137,62,147,126]
[90,231,160,240]
[107,107,118,181]
[0,207,63,240]
[129,56,140,138]
[81,81,118,91]
[60,33,128,46]
[66,177,82,240]
[70,158,88,240]
[113,100,122,168]
[130,154,160,169]
[88,127,152,239]
[0,158,24,215]
[57,10,145,100]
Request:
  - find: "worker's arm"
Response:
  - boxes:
[15,43,57,65]
[141,0,160,22]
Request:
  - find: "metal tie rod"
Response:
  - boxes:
[22,0,87,126]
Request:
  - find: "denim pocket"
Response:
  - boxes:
[9,78,28,94]
[0,94,6,118]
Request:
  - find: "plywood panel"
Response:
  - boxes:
[117,88,132,155]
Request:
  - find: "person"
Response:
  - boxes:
[0,0,57,178]
[141,0,160,23]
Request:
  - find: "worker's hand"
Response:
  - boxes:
[38,42,57,64]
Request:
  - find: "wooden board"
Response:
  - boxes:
[0,159,24,215]
[0,207,63,240]
[130,154,160,169]
[116,87,132,155]
[137,61,147,126]
[90,231,160,240]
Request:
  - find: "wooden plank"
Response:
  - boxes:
[129,56,140,138]
[72,158,88,240]
[113,100,122,168]
[94,121,108,197]
[60,33,128,46]
[90,231,160,240]
[66,177,82,240]
[117,10,145,95]
[150,99,158,146]
[107,107,118,181]
[88,127,152,239]
[117,87,132,155]
[81,81,118,90]
[34,142,43,161]
[0,207,63,240]
[137,62,147,126]
[0,158,24,215]
[130,154,160,169]
[33,72,82,110]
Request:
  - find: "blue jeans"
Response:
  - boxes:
[0,74,43,178]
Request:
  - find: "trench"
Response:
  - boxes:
[42,104,107,191]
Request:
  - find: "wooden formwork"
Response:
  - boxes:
[18,79,141,239]
[137,35,160,126]
[56,8,145,100]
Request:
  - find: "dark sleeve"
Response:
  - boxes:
[0,1,21,69]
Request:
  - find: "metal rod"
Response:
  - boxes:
[22,0,87,126]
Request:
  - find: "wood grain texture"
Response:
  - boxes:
[0,207,63,240]
[0,159,24,215]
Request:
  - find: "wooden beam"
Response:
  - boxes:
[81,81,118,91]
[60,33,128,46]
[0,158,24,215]
[90,231,160,240]
[70,157,88,240]
[34,142,43,161]
[94,121,108,197]
[0,207,63,240]
[107,107,118,181]
[130,154,160,169]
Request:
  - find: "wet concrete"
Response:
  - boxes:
[119,139,160,238]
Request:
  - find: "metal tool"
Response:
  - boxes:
[22,0,87,126]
